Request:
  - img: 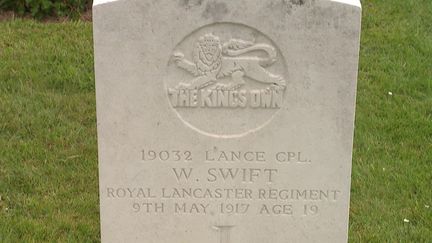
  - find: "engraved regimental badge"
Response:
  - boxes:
[165,23,288,137]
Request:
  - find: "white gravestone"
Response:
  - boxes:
[93,0,361,242]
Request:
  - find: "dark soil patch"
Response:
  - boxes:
[0,9,93,22]
[0,11,16,21]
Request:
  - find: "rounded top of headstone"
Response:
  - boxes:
[331,0,361,8]
[93,0,119,7]
[93,0,361,8]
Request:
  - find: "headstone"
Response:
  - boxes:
[93,0,362,242]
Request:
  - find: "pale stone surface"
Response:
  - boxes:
[93,0,361,242]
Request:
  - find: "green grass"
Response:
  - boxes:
[0,21,98,242]
[0,0,431,242]
[350,0,432,242]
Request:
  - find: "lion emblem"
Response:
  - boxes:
[173,33,286,91]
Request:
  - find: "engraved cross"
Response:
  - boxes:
[214,225,234,243]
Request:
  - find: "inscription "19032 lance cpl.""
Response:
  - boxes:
[168,33,286,109]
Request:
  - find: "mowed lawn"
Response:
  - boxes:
[0,0,431,242]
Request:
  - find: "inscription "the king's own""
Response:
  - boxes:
[168,89,283,108]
